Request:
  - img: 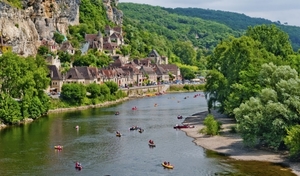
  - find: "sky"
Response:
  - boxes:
[119,0,300,27]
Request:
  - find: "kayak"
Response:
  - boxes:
[161,162,174,169]
[116,133,121,137]
[75,165,82,170]
[54,146,63,150]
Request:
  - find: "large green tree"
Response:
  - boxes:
[234,63,300,149]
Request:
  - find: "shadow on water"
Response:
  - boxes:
[205,150,297,176]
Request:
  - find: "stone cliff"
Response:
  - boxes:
[103,0,123,25]
[0,0,80,56]
[0,0,122,56]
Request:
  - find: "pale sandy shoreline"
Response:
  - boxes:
[181,110,300,175]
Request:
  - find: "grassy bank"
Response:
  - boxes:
[168,84,205,92]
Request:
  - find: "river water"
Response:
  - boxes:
[0,92,296,176]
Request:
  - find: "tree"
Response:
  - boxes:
[246,24,294,58]
[87,83,101,98]
[234,63,300,149]
[104,81,119,95]
[53,32,65,44]
[37,46,50,56]
[284,125,300,158]
[61,83,87,105]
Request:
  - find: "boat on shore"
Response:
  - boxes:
[173,124,194,129]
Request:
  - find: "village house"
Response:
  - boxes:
[47,65,63,93]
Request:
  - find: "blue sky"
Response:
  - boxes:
[119,0,300,27]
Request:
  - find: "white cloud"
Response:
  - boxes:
[119,0,300,26]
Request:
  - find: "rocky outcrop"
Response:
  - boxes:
[23,0,80,40]
[0,2,39,56]
[103,0,123,25]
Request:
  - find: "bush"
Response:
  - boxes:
[200,114,222,135]
[284,125,300,159]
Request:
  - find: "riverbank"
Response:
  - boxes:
[0,97,130,130]
[181,110,300,175]
[48,97,129,114]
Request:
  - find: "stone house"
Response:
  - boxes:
[60,41,75,55]
[140,66,157,85]
[160,64,182,83]
[47,65,63,93]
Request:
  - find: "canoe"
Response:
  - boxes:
[161,162,174,169]
[173,125,194,129]
[54,146,63,150]
[148,143,156,147]
[75,165,82,170]
[116,133,121,137]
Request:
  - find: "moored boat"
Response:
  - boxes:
[173,124,194,129]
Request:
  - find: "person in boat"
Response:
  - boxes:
[116,131,120,135]
[149,140,153,144]
[167,162,170,165]
[164,161,167,165]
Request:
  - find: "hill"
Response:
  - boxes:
[119,3,300,51]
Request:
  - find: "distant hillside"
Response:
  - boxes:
[118,3,243,54]
[119,3,300,51]
[163,7,300,51]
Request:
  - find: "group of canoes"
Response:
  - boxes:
[54,125,83,170]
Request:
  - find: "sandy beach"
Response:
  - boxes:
[181,110,300,175]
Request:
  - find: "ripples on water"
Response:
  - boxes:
[0,92,297,176]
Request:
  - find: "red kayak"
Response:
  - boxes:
[173,124,194,129]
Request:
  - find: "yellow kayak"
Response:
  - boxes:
[161,162,174,169]
[116,133,121,137]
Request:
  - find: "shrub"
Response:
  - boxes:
[200,114,222,135]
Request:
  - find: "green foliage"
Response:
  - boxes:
[87,83,101,98]
[53,32,65,44]
[61,83,87,105]
[104,81,119,95]
[205,25,292,115]
[284,125,300,158]
[37,46,50,56]
[163,7,300,51]
[234,63,300,149]
[200,114,222,135]
[246,24,294,58]
[5,0,22,8]
[73,51,112,67]
[0,93,22,124]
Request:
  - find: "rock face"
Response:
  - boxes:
[0,2,39,56]
[23,0,80,40]
[0,0,122,56]
[103,0,123,25]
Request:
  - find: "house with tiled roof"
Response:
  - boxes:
[41,38,58,53]
[60,41,75,55]
[153,64,169,83]
[140,66,157,85]
[147,49,168,64]
[84,31,103,51]
[99,68,118,83]
[160,64,182,82]
[64,67,85,84]
[122,62,143,86]
[47,65,63,92]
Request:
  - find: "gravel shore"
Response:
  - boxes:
[181,110,300,175]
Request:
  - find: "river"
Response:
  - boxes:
[0,92,296,176]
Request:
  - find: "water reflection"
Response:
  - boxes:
[0,92,296,176]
